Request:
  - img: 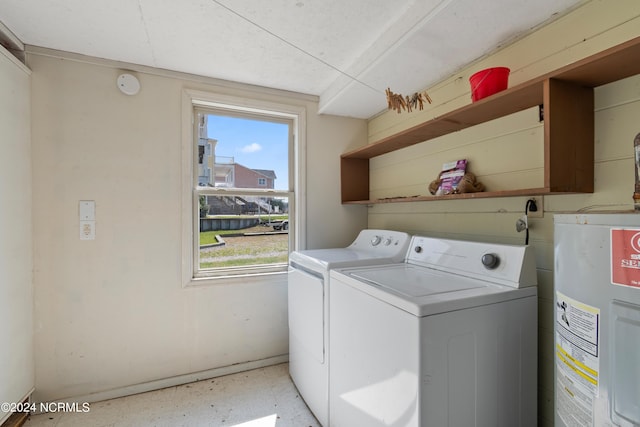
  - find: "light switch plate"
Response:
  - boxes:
[79,201,96,239]
[79,200,95,220]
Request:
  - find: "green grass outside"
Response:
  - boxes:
[199,216,288,245]
[198,225,289,268]
[200,230,222,245]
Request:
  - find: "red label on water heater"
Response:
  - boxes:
[611,228,640,288]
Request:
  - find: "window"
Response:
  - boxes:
[182,90,305,283]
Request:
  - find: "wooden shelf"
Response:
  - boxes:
[341,35,640,204]
[343,80,545,160]
[344,188,549,205]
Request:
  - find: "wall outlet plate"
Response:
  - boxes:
[528,197,543,218]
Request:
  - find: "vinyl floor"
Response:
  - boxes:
[23,363,320,427]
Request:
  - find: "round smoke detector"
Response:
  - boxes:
[117,73,140,95]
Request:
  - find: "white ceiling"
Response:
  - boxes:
[0,0,584,119]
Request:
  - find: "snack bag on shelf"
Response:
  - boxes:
[438,159,467,195]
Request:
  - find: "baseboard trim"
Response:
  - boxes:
[1,391,34,427]
[0,411,28,427]
[32,355,289,414]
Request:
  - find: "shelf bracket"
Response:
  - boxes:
[538,104,544,122]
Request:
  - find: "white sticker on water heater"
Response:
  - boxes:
[555,291,600,427]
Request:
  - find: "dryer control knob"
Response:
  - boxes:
[481,253,500,269]
[383,238,393,246]
[371,236,382,246]
[414,246,423,253]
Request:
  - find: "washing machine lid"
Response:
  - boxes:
[334,264,536,317]
[290,248,402,273]
[349,264,484,296]
[289,230,411,273]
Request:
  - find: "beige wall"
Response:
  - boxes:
[17,0,640,419]
[28,52,366,402]
[0,45,33,424]
[366,1,640,425]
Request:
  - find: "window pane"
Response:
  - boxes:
[198,112,289,191]
[198,195,289,271]
[195,109,291,276]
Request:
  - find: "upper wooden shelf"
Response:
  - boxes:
[341,35,640,205]
[343,80,544,159]
[343,35,640,161]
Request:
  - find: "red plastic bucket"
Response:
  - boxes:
[469,67,510,102]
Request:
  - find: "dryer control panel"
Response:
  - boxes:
[348,229,411,256]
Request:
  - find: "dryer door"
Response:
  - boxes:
[288,268,324,363]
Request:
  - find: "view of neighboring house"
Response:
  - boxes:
[198,138,216,186]
[207,156,277,189]
[236,166,276,189]
[197,115,281,215]
[197,115,276,189]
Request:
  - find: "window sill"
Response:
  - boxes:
[184,268,288,288]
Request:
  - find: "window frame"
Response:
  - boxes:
[181,89,306,286]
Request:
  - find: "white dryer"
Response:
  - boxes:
[288,229,411,426]
[329,235,538,427]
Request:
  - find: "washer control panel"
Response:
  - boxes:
[481,253,500,269]
[408,236,536,288]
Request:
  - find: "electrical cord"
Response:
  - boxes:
[524,199,537,245]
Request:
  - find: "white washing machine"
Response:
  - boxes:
[288,229,411,426]
[329,236,538,427]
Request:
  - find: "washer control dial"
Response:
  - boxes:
[481,253,500,269]
[384,238,393,246]
[371,236,382,246]
[414,246,423,253]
